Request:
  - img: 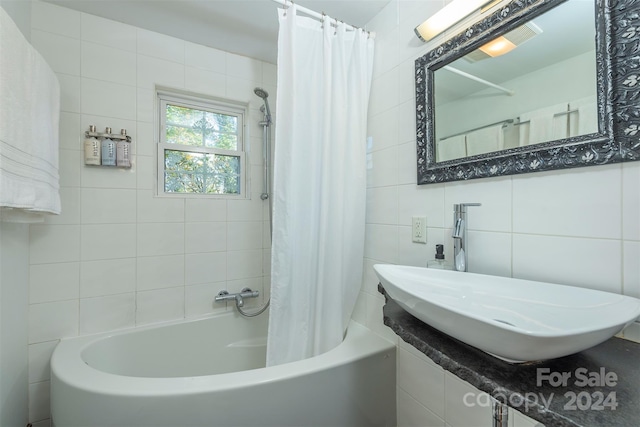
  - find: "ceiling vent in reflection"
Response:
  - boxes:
[465,21,543,62]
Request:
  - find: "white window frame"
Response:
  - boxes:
[156,90,248,199]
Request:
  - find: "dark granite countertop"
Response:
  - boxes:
[379,285,640,427]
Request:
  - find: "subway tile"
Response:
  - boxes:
[81,78,137,120]
[57,74,81,113]
[137,223,184,257]
[135,121,155,157]
[31,30,81,76]
[81,41,137,86]
[364,292,398,344]
[136,88,155,123]
[137,255,185,291]
[185,42,226,74]
[137,190,184,223]
[397,59,417,105]
[623,241,640,298]
[397,101,416,146]
[512,234,622,293]
[58,112,82,151]
[227,221,262,251]
[367,146,398,188]
[226,53,262,82]
[397,387,446,427]
[185,67,227,98]
[366,186,398,225]
[59,149,82,188]
[80,258,136,298]
[32,1,80,38]
[398,346,445,419]
[137,55,185,89]
[227,196,263,222]
[262,62,277,86]
[80,224,137,261]
[29,300,78,343]
[137,29,185,63]
[136,155,154,190]
[29,225,80,264]
[397,141,418,185]
[513,164,622,239]
[29,262,79,304]
[364,224,398,263]
[81,162,137,189]
[352,292,368,325]
[28,381,50,423]
[466,231,512,277]
[369,67,399,117]
[398,226,442,268]
[368,107,399,152]
[185,252,227,285]
[80,188,137,224]
[185,222,226,253]
[136,287,185,326]
[226,76,257,107]
[622,162,640,241]
[80,293,135,334]
[186,282,227,318]
[28,340,59,384]
[444,176,512,232]
[44,187,80,225]
[444,373,492,427]
[398,183,444,227]
[81,13,137,51]
[227,249,263,280]
[361,257,381,296]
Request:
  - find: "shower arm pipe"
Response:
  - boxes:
[443,66,515,96]
[271,0,376,38]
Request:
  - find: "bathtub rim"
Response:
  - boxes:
[51,312,395,397]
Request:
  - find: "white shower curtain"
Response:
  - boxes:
[266,5,374,367]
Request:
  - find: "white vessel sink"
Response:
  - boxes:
[374,264,640,363]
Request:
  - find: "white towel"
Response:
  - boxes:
[519,103,569,146]
[0,8,61,215]
[569,96,598,136]
[437,135,466,162]
[466,124,504,156]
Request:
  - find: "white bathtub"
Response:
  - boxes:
[51,311,396,427]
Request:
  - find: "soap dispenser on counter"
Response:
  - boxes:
[427,244,452,270]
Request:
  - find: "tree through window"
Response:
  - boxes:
[157,92,246,196]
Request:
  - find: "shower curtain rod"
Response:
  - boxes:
[443,66,515,96]
[271,0,375,38]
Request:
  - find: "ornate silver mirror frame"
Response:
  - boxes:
[416,0,640,184]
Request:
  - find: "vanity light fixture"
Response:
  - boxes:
[414,0,495,42]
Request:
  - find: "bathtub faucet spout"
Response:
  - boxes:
[215,288,260,309]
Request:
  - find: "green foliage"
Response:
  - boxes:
[165,104,238,149]
[163,103,241,194]
[164,150,240,194]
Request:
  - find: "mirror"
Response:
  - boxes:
[416,0,640,184]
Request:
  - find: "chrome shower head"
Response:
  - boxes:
[254,87,272,123]
[254,87,269,99]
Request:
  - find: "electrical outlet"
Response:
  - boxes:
[412,216,427,243]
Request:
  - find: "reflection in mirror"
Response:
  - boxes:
[434,0,597,162]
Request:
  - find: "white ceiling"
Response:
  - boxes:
[44,0,391,63]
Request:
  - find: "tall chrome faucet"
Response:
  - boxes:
[452,203,481,272]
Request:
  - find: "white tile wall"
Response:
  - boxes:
[27,1,274,423]
[361,1,640,426]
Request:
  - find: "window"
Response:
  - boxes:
[157,91,246,197]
